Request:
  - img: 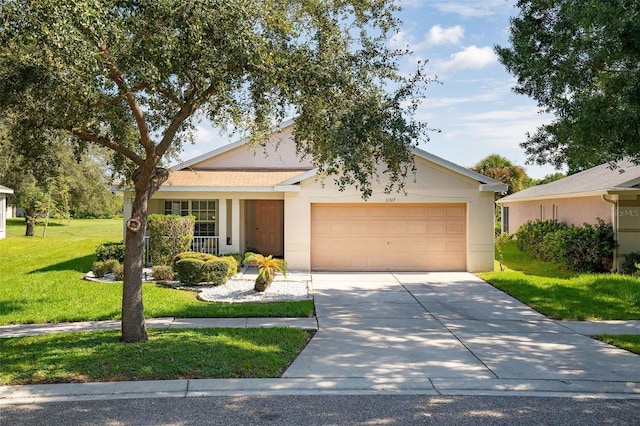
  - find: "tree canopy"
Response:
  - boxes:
[471,154,529,195]
[496,0,640,172]
[0,0,431,342]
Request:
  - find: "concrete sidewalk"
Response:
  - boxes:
[0,317,319,338]
[3,272,640,404]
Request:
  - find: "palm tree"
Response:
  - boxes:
[471,154,530,195]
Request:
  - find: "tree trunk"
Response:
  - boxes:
[121,186,149,343]
[24,208,36,237]
[121,165,169,343]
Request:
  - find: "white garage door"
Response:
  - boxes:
[311,203,466,271]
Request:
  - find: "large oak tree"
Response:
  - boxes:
[496,0,640,172]
[0,0,431,342]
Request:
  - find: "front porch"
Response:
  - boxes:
[130,197,285,266]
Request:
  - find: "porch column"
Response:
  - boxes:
[230,199,241,252]
[218,198,227,255]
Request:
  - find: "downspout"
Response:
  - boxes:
[602,195,618,272]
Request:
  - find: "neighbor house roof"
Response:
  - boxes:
[498,158,640,203]
[0,185,14,194]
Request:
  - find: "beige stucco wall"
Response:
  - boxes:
[284,156,497,272]
[502,195,613,233]
[190,125,314,170]
[0,194,6,239]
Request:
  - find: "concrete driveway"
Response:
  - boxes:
[283,272,640,392]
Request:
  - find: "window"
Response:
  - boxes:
[540,205,545,220]
[164,200,216,236]
[502,206,509,234]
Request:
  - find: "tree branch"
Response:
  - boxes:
[68,126,144,167]
[155,83,217,158]
[96,39,155,156]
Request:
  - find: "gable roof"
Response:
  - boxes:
[278,147,507,192]
[0,185,14,195]
[498,158,640,203]
[166,119,507,193]
[171,118,296,171]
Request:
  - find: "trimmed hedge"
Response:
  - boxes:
[172,251,217,271]
[95,241,125,263]
[92,259,122,278]
[175,258,205,285]
[151,265,174,281]
[202,259,231,285]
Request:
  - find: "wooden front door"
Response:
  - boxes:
[254,200,284,256]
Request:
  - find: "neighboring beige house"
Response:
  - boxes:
[497,159,640,270]
[0,185,14,239]
[124,120,506,272]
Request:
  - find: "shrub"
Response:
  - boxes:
[221,256,239,277]
[152,265,174,281]
[92,259,122,278]
[515,220,568,259]
[202,259,231,285]
[95,241,125,263]
[92,261,110,278]
[112,263,124,281]
[172,251,217,270]
[621,252,640,275]
[148,214,195,266]
[174,258,205,285]
[221,252,243,271]
[559,220,616,273]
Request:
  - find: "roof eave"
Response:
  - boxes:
[154,185,299,193]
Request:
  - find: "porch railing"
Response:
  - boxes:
[144,236,219,266]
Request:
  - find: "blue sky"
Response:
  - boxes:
[179,0,560,179]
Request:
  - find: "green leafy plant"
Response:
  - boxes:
[515,219,568,259]
[174,258,205,286]
[201,260,231,286]
[495,232,513,271]
[148,214,195,266]
[151,265,174,282]
[621,252,640,276]
[221,256,239,277]
[95,241,125,263]
[221,252,243,271]
[92,259,121,278]
[244,252,287,292]
[172,251,217,271]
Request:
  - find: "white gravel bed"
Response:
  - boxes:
[198,279,311,303]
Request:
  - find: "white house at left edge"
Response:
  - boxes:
[123,120,506,272]
[0,185,14,239]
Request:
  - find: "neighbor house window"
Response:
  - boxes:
[552,204,558,221]
[502,206,509,234]
[164,200,216,236]
[540,205,545,220]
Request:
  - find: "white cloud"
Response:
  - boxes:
[435,45,497,72]
[390,25,464,54]
[425,25,464,46]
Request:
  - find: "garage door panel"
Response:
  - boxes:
[311,203,466,271]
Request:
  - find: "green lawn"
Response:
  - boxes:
[0,218,313,325]
[479,241,640,356]
[478,241,640,321]
[0,327,311,385]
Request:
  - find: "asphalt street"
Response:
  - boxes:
[3,395,640,426]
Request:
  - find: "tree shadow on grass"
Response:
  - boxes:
[29,254,95,274]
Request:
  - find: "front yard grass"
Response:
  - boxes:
[478,240,640,355]
[0,327,311,385]
[0,218,313,325]
[478,241,640,321]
